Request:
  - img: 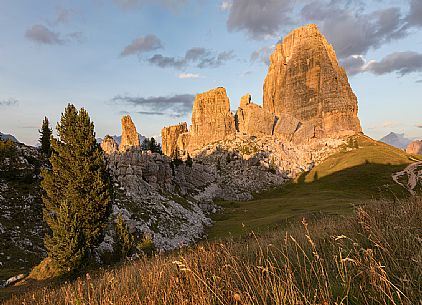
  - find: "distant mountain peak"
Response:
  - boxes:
[379,132,412,149]
[0,132,19,143]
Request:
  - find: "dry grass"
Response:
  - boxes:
[4,197,422,305]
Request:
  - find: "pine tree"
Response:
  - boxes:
[41,104,112,273]
[115,215,133,259]
[141,137,162,154]
[39,116,52,157]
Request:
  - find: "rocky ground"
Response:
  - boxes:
[0,141,47,286]
[392,161,422,195]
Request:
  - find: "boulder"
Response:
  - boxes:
[188,87,236,152]
[119,115,140,152]
[273,113,301,140]
[406,140,422,155]
[263,24,361,142]
[161,122,188,158]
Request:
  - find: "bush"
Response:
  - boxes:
[0,140,17,160]
[115,215,134,259]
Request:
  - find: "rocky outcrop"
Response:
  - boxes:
[263,24,361,143]
[101,135,118,154]
[119,115,140,152]
[161,123,188,158]
[0,142,46,283]
[273,113,301,141]
[188,88,236,152]
[236,94,276,136]
[406,140,422,155]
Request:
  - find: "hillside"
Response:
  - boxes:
[208,134,421,239]
[0,141,46,284]
[4,197,421,304]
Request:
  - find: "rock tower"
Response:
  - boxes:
[263,24,361,142]
[119,115,140,152]
[188,87,236,151]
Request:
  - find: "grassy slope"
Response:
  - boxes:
[5,198,422,304]
[208,134,420,239]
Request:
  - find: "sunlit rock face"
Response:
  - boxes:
[406,140,422,155]
[161,122,189,158]
[101,135,118,154]
[188,87,236,152]
[236,93,276,137]
[119,115,140,152]
[263,24,361,143]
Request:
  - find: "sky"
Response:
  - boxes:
[0,0,421,146]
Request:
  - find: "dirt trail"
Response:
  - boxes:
[392,161,422,195]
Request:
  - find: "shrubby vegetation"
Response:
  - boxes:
[0,140,17,160]
[5,197,421,304]
[141,137,162,154]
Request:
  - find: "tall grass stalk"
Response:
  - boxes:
[4,197,422,305]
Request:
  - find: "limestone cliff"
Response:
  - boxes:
[236,93,275,136]
[406,140,422,155]
[263,24,361,143]
[119,115,140,152]
[101,135,118,154]
[188,88,236,152]
[161,122,188,158]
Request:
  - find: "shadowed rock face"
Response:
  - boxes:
[119,115,140,152]
[263,24,361,143]
[188,87,236,151]
[406,140,422,155]
[161,122,188,158]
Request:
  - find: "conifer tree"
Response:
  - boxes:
[41,104,112,273]
[115,215,133,259]
[39,116,52,157]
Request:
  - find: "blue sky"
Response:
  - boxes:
[0,0,421,145]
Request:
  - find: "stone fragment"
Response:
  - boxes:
[188,87,236,152]
[119,115,140,152]
[406,140,422,155]
[273,113,301,140]
[263,24,361,142]
[101,135,118,154]
[161,122,188,158]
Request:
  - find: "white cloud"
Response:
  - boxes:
[177,73,201,79]
[220,0,232,11]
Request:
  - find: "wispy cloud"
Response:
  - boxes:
[0,98,19,107]
[177,73,201,79]
[226,0,293,39]
[52,8,78,25]
[342,52,422,76]
[250,45,274,65]
[25,24,63,45]
[113,0,187,11]
[136,111,166,115]
[148,47,235,69]
[25,24,83,45]
[111,93,195,117]
[220,0,232,11]
[121,34,163,57]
